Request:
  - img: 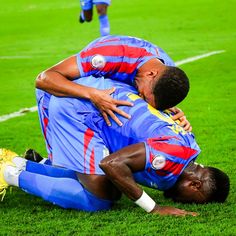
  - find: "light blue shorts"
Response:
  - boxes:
[48,93,109,175]
[36,79,110,175]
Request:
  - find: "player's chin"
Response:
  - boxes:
[163,188,178,200]
[163,188,190,203]
[164,190,207,204]
[164,191,191,203]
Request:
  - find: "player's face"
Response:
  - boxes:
[164,164,211,204]
[135,77,156,107]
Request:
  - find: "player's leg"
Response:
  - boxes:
[20,170,113,211]
[95,1,110,36]
[26,160,78,179]
[0,159,112,211]
[1,148,77,179]
[79,0,93,23]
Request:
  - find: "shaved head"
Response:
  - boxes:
[164,163,230,204]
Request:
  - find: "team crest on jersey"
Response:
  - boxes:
[151,155,166,170]
[91,54,106,68]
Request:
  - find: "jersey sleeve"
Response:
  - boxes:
[76,35,175,84]
[76,46,120,78]
[76,40,156,84]
[133,136,200,190]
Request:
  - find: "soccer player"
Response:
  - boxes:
[36,35,190,127]
[79,0,111,36]
[0,77,229,215]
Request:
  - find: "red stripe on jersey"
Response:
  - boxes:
[43,117,49,138]
[42,114,52,158]
[149,152,155,163]
[147,139,197,160]
[49,153,53,161]
[82,61,139,74]
[89,148,95,174]
[161,160,184,175]
[84,128,94,173]
[80,45,153,58]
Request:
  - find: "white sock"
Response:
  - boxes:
[39,158,47,164]
[12,156,27,170]
[3,165,22,187]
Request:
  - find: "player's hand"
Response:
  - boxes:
[151,205,198,216]
[90,87,133,126]
[168,107,192,132]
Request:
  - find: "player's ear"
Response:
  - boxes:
[190,180,202,191]
[146,69,158,80]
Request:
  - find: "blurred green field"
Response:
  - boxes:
[0,0,236,235]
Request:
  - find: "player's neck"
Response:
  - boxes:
[138,58,165,73]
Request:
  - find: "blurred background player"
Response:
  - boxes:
[79,0,111,36]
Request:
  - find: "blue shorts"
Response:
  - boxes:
[80,0,111,11]
[36,80,110,174]
[48,93,110,175]
[84,189,113,212]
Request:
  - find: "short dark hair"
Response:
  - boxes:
[153,66,190,110]
[206,167,230,203]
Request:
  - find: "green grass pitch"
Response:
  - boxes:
[0,0,236,235]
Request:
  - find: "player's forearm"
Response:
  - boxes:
[100,143,158,212]
[100,144,145,200]
[100,158,158,213]
[100,157,143,200]
[35,70,94,99]
[101,160,195,215]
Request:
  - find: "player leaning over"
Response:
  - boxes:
[0,77,230,215]
[36,35,190,127]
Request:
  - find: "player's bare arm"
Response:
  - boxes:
[36,56,82,96]
[99,143,197,216]
[36,55,133,126]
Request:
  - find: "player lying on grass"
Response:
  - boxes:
[0,77,229,215]
[36,35,190,127]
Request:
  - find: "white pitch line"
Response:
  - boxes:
[0,56,32,59]
[175,50,225,66]
[0,55,63,59]
[0,50,225,123]
[0,107,37,122]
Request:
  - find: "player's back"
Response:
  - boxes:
[99,87,198,154]
[77,35,175,84]
[83,35,174,65]
[73,76,198,154]
[73,76,200,190]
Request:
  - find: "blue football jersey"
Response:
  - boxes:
[47,76,200,191]
[77,35,175,85]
